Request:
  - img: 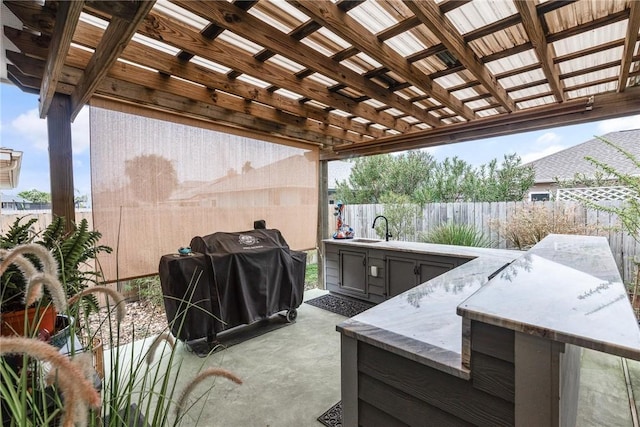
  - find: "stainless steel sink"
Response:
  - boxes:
[350,238,382,244]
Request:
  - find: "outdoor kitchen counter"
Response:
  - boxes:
[458,234,640,361]
[335,235,640,381]
[337,235,640,426]
[334,239,521,379]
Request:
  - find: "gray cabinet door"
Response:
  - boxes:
[387,256,418,297]
[340,249,367,295]
[417,259,455,284]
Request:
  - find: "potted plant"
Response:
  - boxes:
[1,242,242,426]
[0,216,112,337]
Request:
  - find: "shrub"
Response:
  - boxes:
[376,194,418,241]
[419,223,492,247]
[125,275,164,308]
[493,203,599,250]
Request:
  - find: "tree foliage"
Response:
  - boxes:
[124,154,178,202]
[335,151,534,204]
[17,189,51,203]
[581,137,640,242]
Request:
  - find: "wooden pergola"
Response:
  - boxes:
[2,0,640,231]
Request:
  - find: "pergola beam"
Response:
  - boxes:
[137,9,412,133]
[38,0,83,118]
[618,1,640,92]
[326,87,640,159]
[403,0,517,112]
[513,0,565,102]
[7,49,349,148]
[289,0,475,121]
[69,0,156,120]
[173,0,443,128]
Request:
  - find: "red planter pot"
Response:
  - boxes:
[0,306,57,337]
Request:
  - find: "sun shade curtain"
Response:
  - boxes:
[90,102,318,282]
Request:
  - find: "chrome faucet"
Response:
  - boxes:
[372,215,392,241]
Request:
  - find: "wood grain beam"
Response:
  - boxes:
[138,9,412,133]
[48,93,76,228]
[70,0,156,120]
[38,0,83,118]
[173,0,443,128]
[290,0,474,122]
[5,30,363,146]
[5,11,382,140]
[324,87,640,159]
[617,1,640,92]
[10,48,346,148]
[513,0,565,102]
[403,0,516,112]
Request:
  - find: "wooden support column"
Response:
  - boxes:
[341,333,359,427]
[47,93,75,229]
[317,160,329,289]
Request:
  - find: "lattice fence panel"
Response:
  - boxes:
[556,186,638,202]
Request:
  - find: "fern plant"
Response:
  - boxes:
[0,216,112,314]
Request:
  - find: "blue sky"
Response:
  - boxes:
[1,81,639,198]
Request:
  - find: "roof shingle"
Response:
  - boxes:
[525,129,640,183]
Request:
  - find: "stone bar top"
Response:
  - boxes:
[458,234,640,361]
[332,238,521,379]
[334,235,640,379]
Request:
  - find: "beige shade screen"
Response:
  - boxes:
[90,104,318,282]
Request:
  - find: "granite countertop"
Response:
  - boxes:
[458,234,640,361]
[332,239,521,379]
[324,238,520,260]
[334,235,640,378]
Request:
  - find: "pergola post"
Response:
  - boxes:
[317,160,329,289]
[47,93,76,230]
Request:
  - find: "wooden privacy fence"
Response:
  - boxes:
[1,210,93,235]
[334,201,639,284]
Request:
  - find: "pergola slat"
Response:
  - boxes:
[618,1,640,92]
[290,0,474,121]
[172,0,442,128]
[69,0,156,120]
[513,0,565,102]
[38,0,83,118]
[403,0,516,112]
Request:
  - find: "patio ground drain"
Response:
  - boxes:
[317,401,341,427]
[305,294,374,318]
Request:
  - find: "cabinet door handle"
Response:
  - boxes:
[363,258,366,266]
[413,265,419,275]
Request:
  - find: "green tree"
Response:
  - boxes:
[17,189,51,203]
[376,193,418,241]
[336,151,534,204]
[474,153,535,202]
[415,156,474,203]
[334,154,393,203]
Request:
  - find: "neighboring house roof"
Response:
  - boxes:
[525,129,640,183]
[0,193,29,204]
[328,160,353,190]
[0,148,22,189]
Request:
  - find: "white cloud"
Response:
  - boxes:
[10,106,90,154]
[520,145,567,164]
[535,132,561,145]
[597,114,640,134]
[71,107,90,154]
[11,109,48,151]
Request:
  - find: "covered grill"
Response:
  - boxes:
[159,226,306,344]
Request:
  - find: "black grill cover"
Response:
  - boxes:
[159,253,223,341]
[190,229,306,327]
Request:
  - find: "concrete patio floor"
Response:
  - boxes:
[109,288,640,427]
